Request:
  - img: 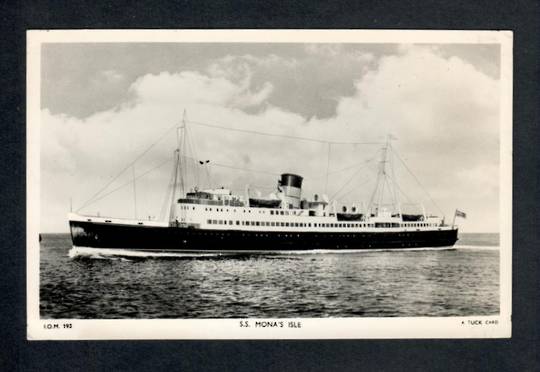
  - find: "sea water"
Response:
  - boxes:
[39,233,500,318]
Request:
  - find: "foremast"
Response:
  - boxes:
[368,135,401,218]
[167,111,188,225]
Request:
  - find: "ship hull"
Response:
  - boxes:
[70,220,459,252]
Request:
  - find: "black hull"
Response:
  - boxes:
[70,220,459,252]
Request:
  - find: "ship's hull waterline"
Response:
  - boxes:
[69,220,459,252]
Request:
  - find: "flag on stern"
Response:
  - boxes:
[455,209,467,218]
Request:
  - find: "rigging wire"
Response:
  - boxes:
[77,115,389,214]
[79,158,173,211]
[76,122,179,212]
[158,157,177,221]
[332,158,380,202]
[329,159,376,200]
[324,143,331,194]
[385,172,412,204]
[187,119,384,145]
[327,148,382,175]
[188,125,214,188]
[390,147,444,215]
[332,177,376,204]
[382,176,395,207]
[193,160,280,176]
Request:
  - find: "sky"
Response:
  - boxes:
[40,42,501,233]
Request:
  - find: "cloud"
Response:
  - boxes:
[99,69,124,83]
[40,45,500,233]
[304,44,343,57]
[129,70,273,110]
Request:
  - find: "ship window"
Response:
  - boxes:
[308,223,311,227]
[212,220,217,224]
[229,221,233,225]
[207,219,212,224]
[256,221,260,226]
[236,221,240,225]
[285,222,289,227]
[270,211,274,215]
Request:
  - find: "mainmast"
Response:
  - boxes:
[368,135,399,216]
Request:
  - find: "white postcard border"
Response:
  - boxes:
[27,29,513,340]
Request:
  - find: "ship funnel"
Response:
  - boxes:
[279,173,303,208]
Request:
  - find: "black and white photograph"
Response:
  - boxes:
[27,30,512,339]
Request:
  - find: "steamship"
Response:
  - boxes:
[68,117,460,254]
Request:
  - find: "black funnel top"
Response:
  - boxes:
[280,173,303,188]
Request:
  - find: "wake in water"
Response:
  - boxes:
[454,245,500,250]
[69,247,226,260]
[66,245,498,261]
